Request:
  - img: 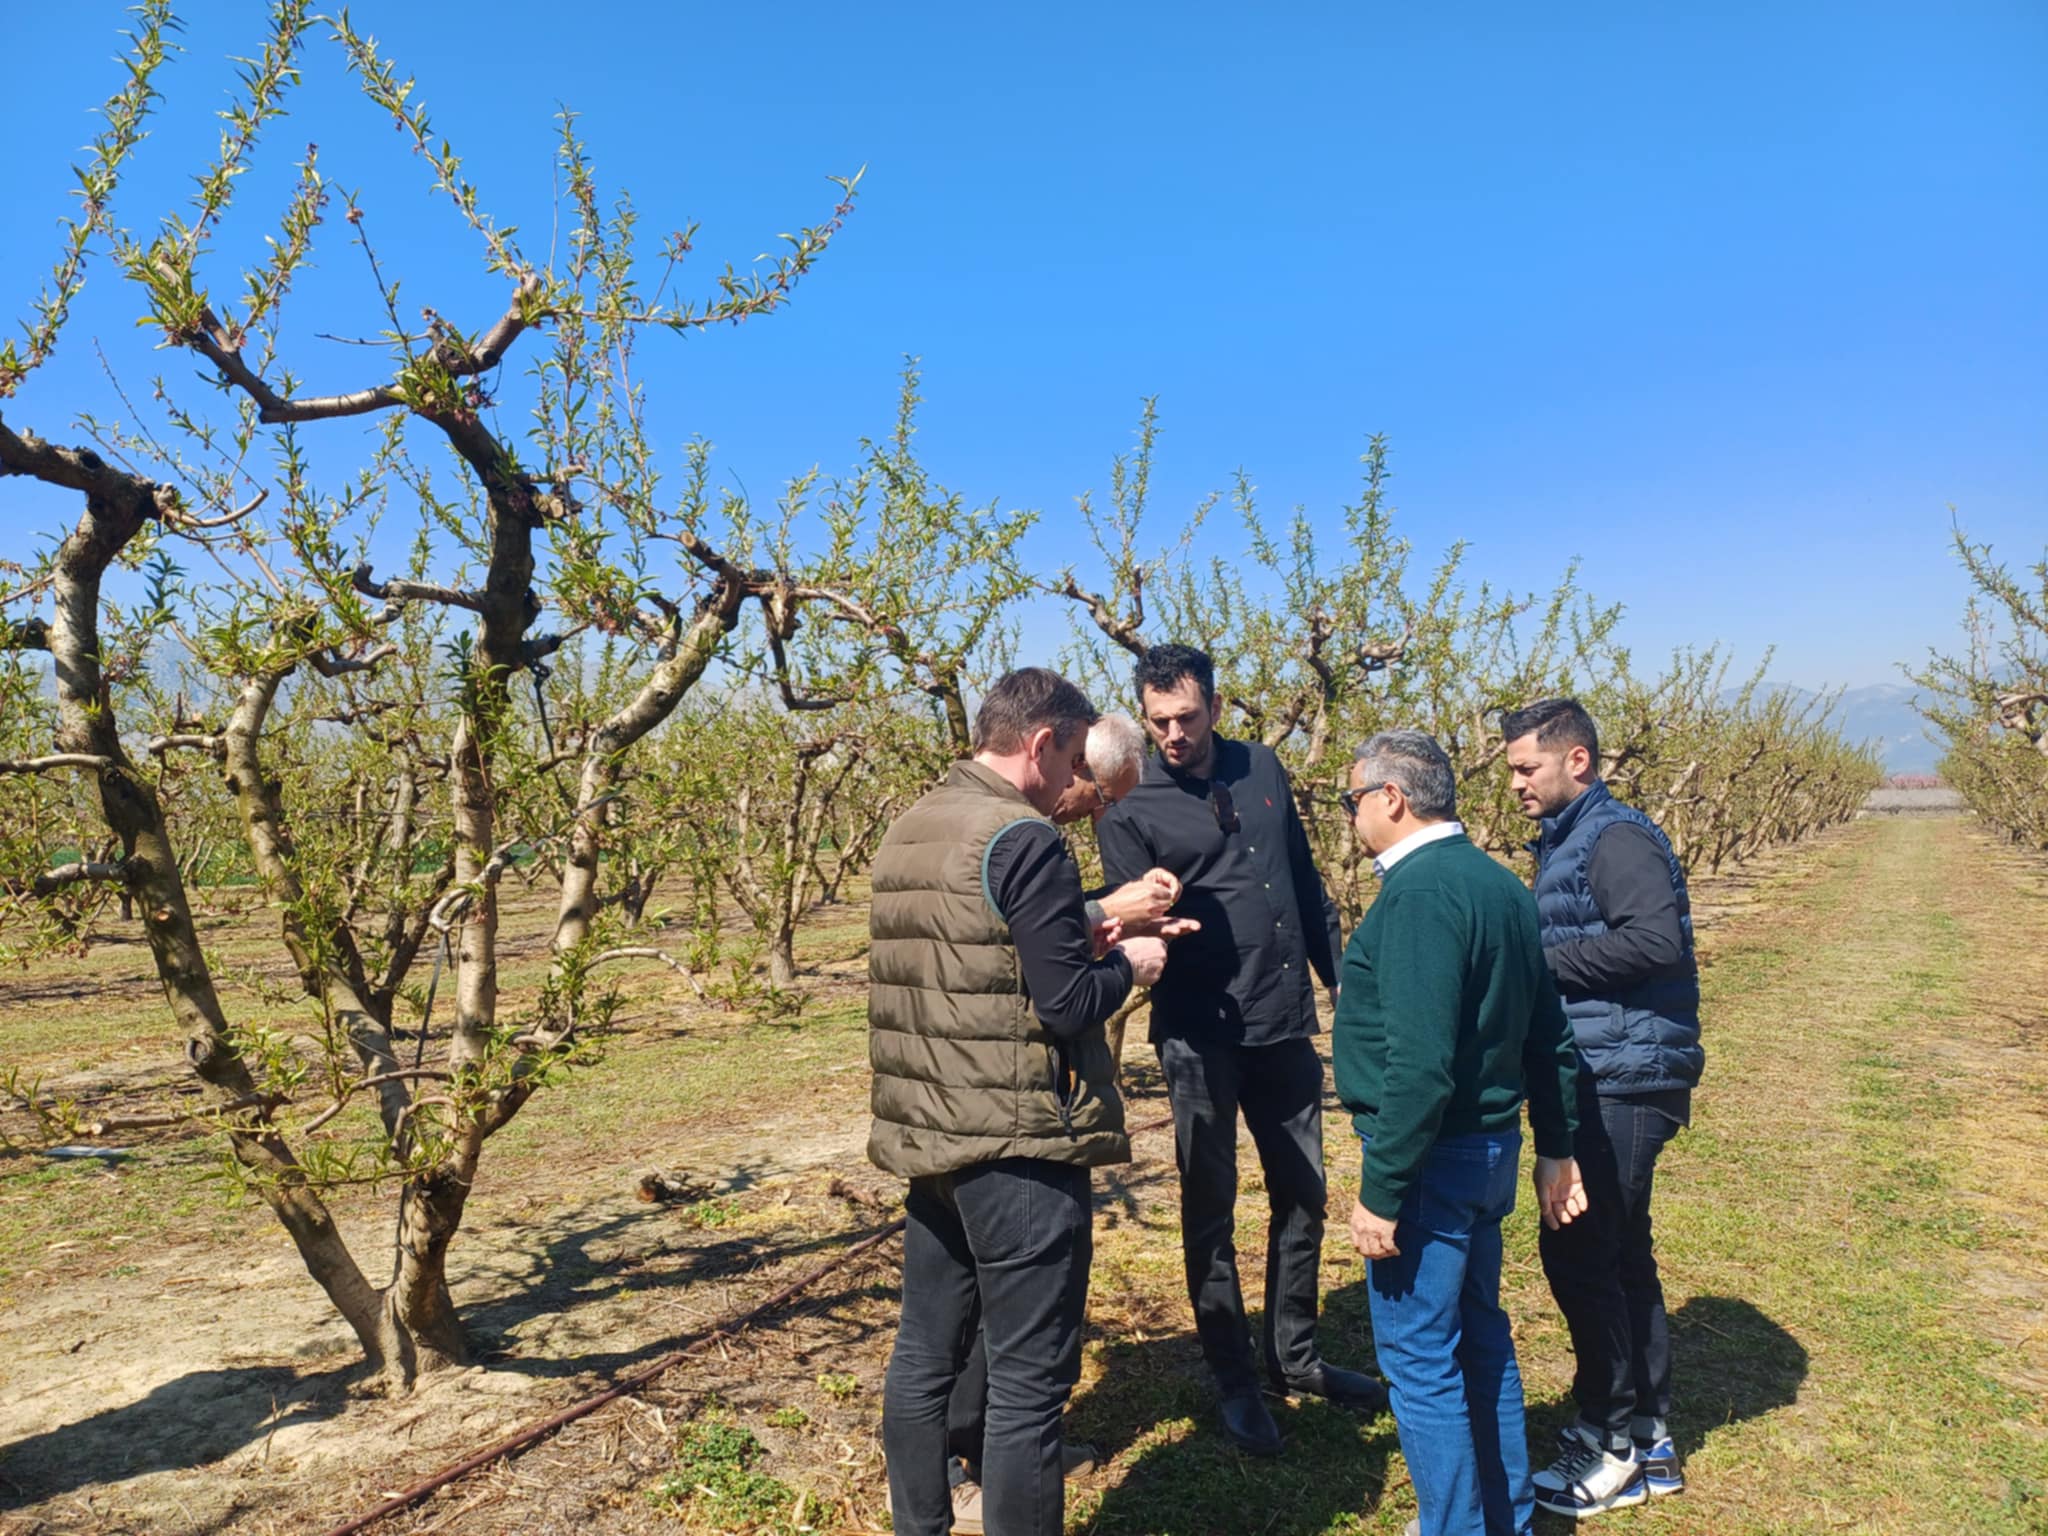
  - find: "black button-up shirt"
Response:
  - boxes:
[1096,736,1344,1046]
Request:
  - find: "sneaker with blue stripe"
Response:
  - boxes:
[1632,1434,1684,1496]
[1533,1424,1649,1519]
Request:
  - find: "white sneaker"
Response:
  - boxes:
[1633,1433,1684,1496]
[1532,1424,1649,1519]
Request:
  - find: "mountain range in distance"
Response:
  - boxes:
[1720,682,1943,777]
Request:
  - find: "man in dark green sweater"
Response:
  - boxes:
[1332,730,1584,1536]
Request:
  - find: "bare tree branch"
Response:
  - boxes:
[178,278,540,425]
[148,733,226,759]
[3,616,52,651]
[85,1091,287,1136]
[1052,571,1148,657]
[587,946,708,1000]
[30,860,125,896]
[352,561,484,613]
[308,641,399,678]
[0,753,113,775]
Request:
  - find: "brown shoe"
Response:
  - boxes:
[948,1480,984,1534]
[882,1478,984,1535]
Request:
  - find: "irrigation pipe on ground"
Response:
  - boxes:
[320,1110,1178,1536]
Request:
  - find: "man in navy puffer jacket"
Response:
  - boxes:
[1503,698,1704,1522]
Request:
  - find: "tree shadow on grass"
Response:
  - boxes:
[0,1362,352,1510]
[460,1194,907,1382]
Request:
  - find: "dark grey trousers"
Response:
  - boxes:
[883,1157,1090,1536]
[1157,1033,1329,1393]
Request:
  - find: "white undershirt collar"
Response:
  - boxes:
[1372,819,1464,879]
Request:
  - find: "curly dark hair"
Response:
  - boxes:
[1134,643,1215,705]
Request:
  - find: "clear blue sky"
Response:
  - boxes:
[5,2,2042,689]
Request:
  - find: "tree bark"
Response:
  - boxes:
[551,591,747,960]
[221,669,410,1138]
[0,416,395,1373]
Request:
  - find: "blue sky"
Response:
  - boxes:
[5,1,2043,689]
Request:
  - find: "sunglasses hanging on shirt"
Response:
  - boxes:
[1211,780,1241,834]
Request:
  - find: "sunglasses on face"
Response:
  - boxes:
[1211,780,1240,834]
[1339,781,1389,818]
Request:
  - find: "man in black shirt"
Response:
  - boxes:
[1097,645,1386,1455]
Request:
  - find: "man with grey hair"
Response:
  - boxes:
[1051,713,1185,935]
[1085,712,1147,807]
[1332,729,1585,1536]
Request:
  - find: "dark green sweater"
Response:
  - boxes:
[1332,831,1580,1219]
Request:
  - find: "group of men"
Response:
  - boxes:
[866,648,1704,1536]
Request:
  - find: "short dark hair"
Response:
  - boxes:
[973,667,1098,755]
[1501,697,1600,763]
[1134,643,1214,705]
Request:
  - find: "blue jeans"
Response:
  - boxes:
[1365,1131,1533,1536]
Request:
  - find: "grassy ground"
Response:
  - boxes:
[1,817,2044,1534]
[1051,816,2048,1536]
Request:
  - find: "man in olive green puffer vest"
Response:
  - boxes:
[873,668,1167,1536]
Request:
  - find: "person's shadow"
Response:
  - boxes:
[1526,1294,1809,1526]
[1066,1284,1397,1536]
[1069,1290,1804,1534]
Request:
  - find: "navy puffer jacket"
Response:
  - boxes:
[1530,782,1703,1094]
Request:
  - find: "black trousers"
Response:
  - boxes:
[1156,1033,1329,1394]
[883,1157,1091,1536]
[1539,1078,1687,1440]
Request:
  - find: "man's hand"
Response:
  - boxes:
[1348,1199,1400,1260]
[1089,915,1123,959]
[1118,935,1168,987]
[1534,1155,1588,1230]
[1099,869,1180,927]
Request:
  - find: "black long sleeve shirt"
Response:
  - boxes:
[1095,737,1343,1046]
[1544,822,1693,996]
[983,820,1134,1040]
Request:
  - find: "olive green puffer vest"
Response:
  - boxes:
[867,760,1130,1179]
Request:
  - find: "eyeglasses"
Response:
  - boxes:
[1339,782,1389,818]
[1211,780,1240,834]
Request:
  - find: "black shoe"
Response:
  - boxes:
[1266,1362,1388,1415]
[1217,1390,1285,1456]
